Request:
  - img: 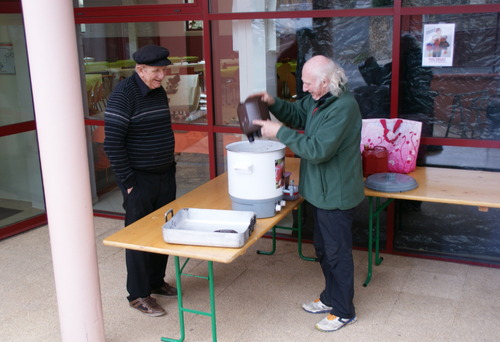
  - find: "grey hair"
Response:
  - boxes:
[326,60,348,97]
[310,58,348,97]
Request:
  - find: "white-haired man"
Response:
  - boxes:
[253,55,364,332]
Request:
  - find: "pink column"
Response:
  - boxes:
[21,0,105,341]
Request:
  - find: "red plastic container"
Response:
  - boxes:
[362,146,388,177]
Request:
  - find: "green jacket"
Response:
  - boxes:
[270,90,364,210]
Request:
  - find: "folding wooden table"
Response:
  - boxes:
[103,158,304,342]
[364,166,500,286]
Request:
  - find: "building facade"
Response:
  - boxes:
[0,0,499,264]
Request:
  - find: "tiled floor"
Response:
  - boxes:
[1,216,499,342]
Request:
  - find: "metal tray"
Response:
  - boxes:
[162,208,256,248]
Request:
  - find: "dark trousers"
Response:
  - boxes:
[312,206,356,319]
[118,167,176,301]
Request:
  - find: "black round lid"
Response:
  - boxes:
[365,172,418,193]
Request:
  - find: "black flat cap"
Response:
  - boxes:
[133,45,172,66]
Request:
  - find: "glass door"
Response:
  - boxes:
[0,12,46,238]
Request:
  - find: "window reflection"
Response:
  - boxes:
[79,21,207,214]
[78,21,205,124]
[403,12,500,141]
[210,0,393,13]
[174,131,210,197]
[0,132,45,229]
[215,133,247,175]
[91,130,212,214]
[211,16,393,126]
[0,13,34,126]
[402,0,500,6]
[75,0,186,7]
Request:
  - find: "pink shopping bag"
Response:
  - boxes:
[360,118,422,174]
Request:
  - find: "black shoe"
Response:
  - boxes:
[151,282,178,298]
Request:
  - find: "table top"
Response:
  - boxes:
[103,158,302,263]
[104,161,500,262]
[364,166,500,209]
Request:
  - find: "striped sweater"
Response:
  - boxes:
[104,72,175,189]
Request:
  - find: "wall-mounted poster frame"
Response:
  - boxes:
[0,43,16,74]
[186,20,203,31]
[422,23,455,67]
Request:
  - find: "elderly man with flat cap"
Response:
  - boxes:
[104,45,177,317]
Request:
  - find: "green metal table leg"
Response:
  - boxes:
[162,258,217,342]
[257,203,317,261]
[162,256,186,342]
[373,198,393,267]
[363,197,374,287]
[257,225,277,255]
[207,261,217,341]
[296,204,318,262]
[363,197,393,286]
[375,198,384,266]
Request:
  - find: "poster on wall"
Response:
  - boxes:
[0,44,16,74]
[422,23,455,67]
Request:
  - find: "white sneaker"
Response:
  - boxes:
[302,298,332,314]
[315,314,357,332]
